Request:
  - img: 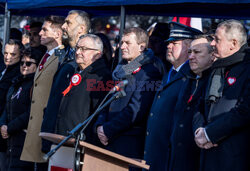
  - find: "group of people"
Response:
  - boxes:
[0,9,249,171]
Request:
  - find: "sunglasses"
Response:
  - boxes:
[20,61,36,67]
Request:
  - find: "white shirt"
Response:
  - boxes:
[45,45,62,62]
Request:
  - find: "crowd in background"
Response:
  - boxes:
[0,9,249,171]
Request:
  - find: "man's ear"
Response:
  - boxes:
[93,51,102,60]
[78,25,86,35]
[139,43,146,52]
[230,39,237,50]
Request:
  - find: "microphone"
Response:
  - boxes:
[110,80,128,93]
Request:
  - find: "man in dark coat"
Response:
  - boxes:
[55,34,112,145]
[193,19,250,171]
[144,22,203,171]
[95,27,165,161]
[0,39,23,171]
[41,10,91,153]
[168,35,215,171]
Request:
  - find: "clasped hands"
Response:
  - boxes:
[194,127,218,149]
[1,125,9,139]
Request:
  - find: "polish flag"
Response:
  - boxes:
[172,17,202,32]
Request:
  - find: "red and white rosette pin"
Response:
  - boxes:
[132,67,141,74]
[62,74,82,96]
[71,74,81,86]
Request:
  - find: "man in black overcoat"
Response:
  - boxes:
[41,10,91,153]
[168,35,215,171]
[144,22,203,171]
[55,34,112,145]
[193,19,250,171]
[94,27,165,162]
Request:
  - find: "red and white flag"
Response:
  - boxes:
[172,17,202,32]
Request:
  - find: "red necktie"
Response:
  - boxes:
[39,53,50,71]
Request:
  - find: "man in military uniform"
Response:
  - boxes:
[144,22,203,171]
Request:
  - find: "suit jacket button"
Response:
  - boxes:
[32,100,35,103]
[150,113,153,117]
[30,116,33,120]
[179,124,184,128]
[157,95,160,99]
[146,131,149,136]
[35,83,37,87]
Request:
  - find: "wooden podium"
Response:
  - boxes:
[40,132,150,171]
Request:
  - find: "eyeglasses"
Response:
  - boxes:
[76,46,99,52]
[20,61,36,67]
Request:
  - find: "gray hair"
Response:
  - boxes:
[78,34,103,54]
[68,10,91,32]
[218,19,247,47]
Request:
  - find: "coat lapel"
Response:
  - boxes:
[160,62,189,92]
[34,53,57,81]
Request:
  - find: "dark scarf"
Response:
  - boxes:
[112,49,154,81]
[206,44,247,103]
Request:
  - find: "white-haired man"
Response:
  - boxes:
[194,19,250,171]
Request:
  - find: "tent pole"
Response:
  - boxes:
[3,2,10,53]
[118,5,125,62]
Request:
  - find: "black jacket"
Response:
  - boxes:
[0,73,34,171]
[95,51,164,159]
[144,62,190,171]
[55,57,112,145]
[0,62,21,115]
[193,45,250,171]
[0,62,21,152]
[168,68,211,171]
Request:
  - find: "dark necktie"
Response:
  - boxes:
[39,53,50,71]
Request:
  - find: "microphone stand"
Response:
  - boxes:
[43,90,126,170]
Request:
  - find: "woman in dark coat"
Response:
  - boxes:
[0,48,42,171]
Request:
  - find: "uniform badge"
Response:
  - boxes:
[227,77,236,86]
[62,74,82,96]
[132,67,141,74]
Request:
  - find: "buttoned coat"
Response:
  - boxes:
[95,53,164,159]
[193,46,250,171]
[168,69,210,171]
[20,47,61,162]
[144,62,190,171]
[41,47,76,153]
